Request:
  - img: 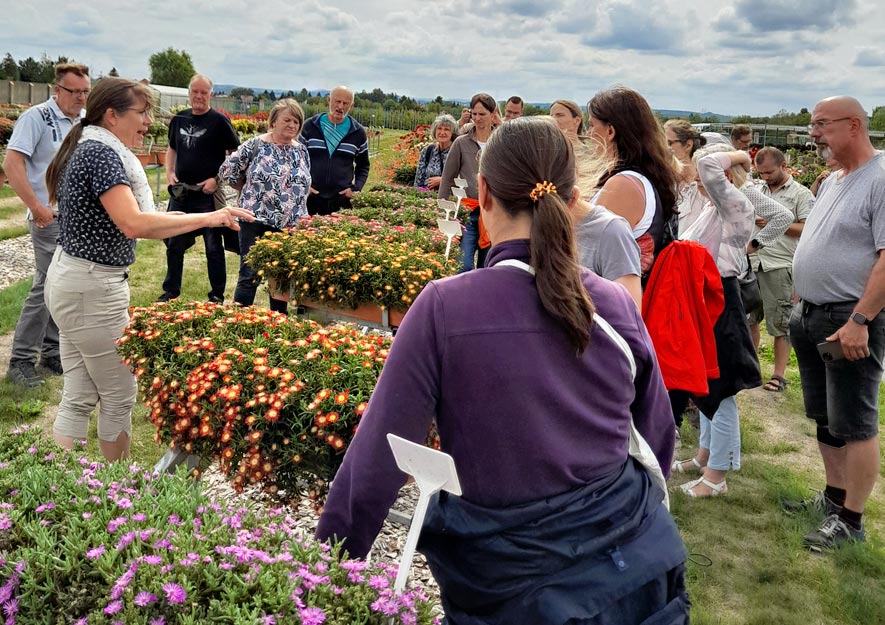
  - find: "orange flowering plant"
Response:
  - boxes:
[245,214,460,311]
[386,124,431,184]
[117,301,391,503]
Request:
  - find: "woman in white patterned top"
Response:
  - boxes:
[219,99,311,313]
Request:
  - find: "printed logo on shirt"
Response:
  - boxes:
[180,125,207,149]
[39,106,60,142]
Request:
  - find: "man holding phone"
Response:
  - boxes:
[788,96,885,552]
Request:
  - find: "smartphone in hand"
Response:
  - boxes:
[817,340,845,362]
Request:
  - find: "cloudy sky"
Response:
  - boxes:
[7,0,885,116]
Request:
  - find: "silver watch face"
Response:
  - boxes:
[852,312,868,325]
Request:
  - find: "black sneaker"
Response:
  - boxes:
[39,356,63,375]
[803,513,865,552]
[6,362,45,388]
[157,292,178,303]
[208,295,224,304]
[782,490,842,517]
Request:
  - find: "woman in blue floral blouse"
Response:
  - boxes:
[219,98,311,313]
[414,114,456,190]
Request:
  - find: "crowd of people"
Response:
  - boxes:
[2,62,883,624]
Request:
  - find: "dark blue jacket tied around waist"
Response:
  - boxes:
[417,459,690,625]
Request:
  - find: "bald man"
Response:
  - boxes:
[787,96,885,552]
[300,86,370,215]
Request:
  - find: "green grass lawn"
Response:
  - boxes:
[0,130,882,623]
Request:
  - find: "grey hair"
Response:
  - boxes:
[430,114,457,140]
[189,74,213,90]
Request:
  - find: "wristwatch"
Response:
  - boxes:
[750,238,763,250]
[850,311,871,326]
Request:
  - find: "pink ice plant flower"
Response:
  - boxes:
[162,582,187,604]
[134,591,158,607]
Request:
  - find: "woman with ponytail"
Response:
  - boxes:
[319,117,688,624]
[44,77,253,462]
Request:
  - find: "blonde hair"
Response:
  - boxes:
[693,144,748,188]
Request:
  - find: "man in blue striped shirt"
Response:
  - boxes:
[300,86,370,215]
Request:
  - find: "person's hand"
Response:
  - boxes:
[198,178,218,194]
[31,204,56,228]
[826,322,870,361]
[459,108,471,126]
[427,176,442,190]
[166,171,179,185]
[309,186,319,195]
[755,216,768,228]
[339,188,354,199]
[215,206,255,230]
[817,170,831,181]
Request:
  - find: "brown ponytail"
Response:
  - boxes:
[480,117,595,353]
[46,77,154,205]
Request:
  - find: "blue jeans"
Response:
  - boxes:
[699,395,741,471]
[459,209,488,273]
[162,194,226,300]
[233,220,287,314]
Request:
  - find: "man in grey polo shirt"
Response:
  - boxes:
[788,96,885,552]
[4,63,89,387]
[749,146,813,392]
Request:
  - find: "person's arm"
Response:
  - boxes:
[414,145,431,188]
[614,275,642,309]
[100,185,252,240]
[697,152,751,219]
[741,185,791,248]
[4,149,56,226]
[784,187,813,238]
[626,303,676,475]
[826,252,885,361]
[165,148,177,184]
[351,135,370,193]
[810,170,830,197]
[437,139,461,200]
[218,139,253,192]
[594,174,647,229]
[317,283,443,558]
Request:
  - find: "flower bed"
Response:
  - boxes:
[117,302,391,502]
[246,215,460,312]
[344,186,439,228]
[0,425,439,624]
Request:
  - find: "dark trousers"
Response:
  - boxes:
[234,220,287,314]
[162,194,226,301]
[307,194,351,216]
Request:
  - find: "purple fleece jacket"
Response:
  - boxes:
[316,239,675,558]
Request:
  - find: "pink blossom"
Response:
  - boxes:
[103,600,122,615]
[85,546,106,559]
[134,591,158,607]
[162,582,187,604]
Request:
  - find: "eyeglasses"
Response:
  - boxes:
[57,85,90,97]
[807,117,851,131]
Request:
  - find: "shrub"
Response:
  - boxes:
[0,117,14,147]
[117,302,391,502]
[0,425,440,624]
[245,215,459,311]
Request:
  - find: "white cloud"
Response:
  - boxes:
[4,0,885,116]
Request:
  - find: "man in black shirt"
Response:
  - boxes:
[159,74,239,302]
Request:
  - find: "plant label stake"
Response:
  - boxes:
[437,218,462,260]
[386,433,461,595]
[451,186,467,214]
[454,177,468,189]
[437,198,457,221]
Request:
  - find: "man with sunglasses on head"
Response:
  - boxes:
[4,63,89,387]
[158,74,239,303]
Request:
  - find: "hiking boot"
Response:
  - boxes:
[157,292,178,303]
[208,295,224,304]
[782,490,842,517]
[6,361,45,388]
[803,514,865,552]
[39,356,63,376]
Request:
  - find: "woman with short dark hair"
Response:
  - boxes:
[319,117,688,625]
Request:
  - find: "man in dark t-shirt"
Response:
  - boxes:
[159,74,239,303]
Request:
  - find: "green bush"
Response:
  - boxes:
[0,425,440,624]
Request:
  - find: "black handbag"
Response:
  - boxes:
[738,256,762,313]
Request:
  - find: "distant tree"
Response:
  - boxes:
[109,67,119,77]
[17,54,56,83]
[148,48,195,87]
[0,53,17,80]
[871,106,885,132]
[383,98,399,109]
[230,87,255,98]
[298,88,309,100]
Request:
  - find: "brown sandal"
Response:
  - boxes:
[763,376,788,392]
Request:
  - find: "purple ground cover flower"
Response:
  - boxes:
[103,599,122,615]
[134,591,157,607]
[162,582,187,604]
[299,607,326,625]
[85,546,106,559]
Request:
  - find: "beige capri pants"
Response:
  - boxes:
[44,249,136,442]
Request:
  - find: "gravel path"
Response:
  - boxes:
[0,234,34,289]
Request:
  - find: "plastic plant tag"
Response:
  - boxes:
[437,218,463,259]
[386,433,461,594]
[454,177,468,188]
[437,198,457,221]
